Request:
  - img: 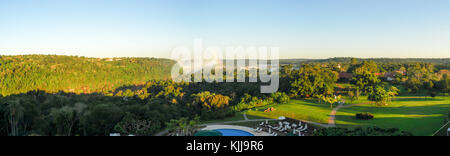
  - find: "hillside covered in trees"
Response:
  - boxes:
[0,55,174,96]
[281,57,450,67]
[0,55,448,136]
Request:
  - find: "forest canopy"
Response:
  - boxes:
[0,55,174,96]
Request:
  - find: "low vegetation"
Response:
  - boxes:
[312,127,413,136]
[355,112,374,120]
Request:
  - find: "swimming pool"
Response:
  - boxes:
[214,129,254,136]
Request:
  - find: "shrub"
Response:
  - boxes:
[231,94,276,111]
[271,92,290,104]
[312,127,413,136]
[430,92,437,98]
[355,112,374,120]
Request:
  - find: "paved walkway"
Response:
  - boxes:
[327,102,371,127]
[243,113,249,120]
[327,103,344,127]
[156,109,335,136]
[154,119,278,136]
[203,119,278,126]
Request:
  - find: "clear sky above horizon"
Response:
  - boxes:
[1,0,450,59]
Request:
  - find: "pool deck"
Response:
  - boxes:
[201,125,272,136]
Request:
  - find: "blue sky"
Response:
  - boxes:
[1,0,449,59]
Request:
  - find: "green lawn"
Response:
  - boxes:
[245,99,333,124]
[335,96,450,136]
[215,96,449,136]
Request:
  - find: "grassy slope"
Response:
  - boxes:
[243,96,449,136]
[245,99,333,124]
[335,96,450,136]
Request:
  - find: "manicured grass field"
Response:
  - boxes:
[218,96,449,136]
[245,99,333,124]
[335,96,450,136]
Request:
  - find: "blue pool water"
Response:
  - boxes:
[214,129,254,136]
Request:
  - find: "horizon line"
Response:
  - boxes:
[1,54,449,60]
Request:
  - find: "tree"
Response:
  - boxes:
[351,58,358,65]
[406,77,422,92]
[113,112,158,136]
[4,102,25,136]
[387,86,399,103]
[315,94,324,104]
[368,86,398,106]
[443,74,449,95]
[368,86,388,106]
[166,115,201,136]
[351,71,380,94]
[271,92,290,104]
[348,91,356,104]
[192,91,230,111]
[50,103,86,136]
[323,95,339,108]
[289,64,338,98]
[81,103,124,136]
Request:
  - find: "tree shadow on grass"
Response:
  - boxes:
[334,115,447,136]
[392,97,445,102]
[337,104,449,116]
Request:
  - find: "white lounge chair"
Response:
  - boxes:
[303,124,308,131]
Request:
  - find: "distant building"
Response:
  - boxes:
[384,70,406,81]
[439,69,450,77]
[338,72,353,79]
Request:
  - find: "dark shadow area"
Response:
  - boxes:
[334,113,448,136]
[392,97,446,102]
[336,104,450,116]
[0,89,184,136]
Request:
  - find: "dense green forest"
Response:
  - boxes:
[0,55,174,96]
[0,55,448,136]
